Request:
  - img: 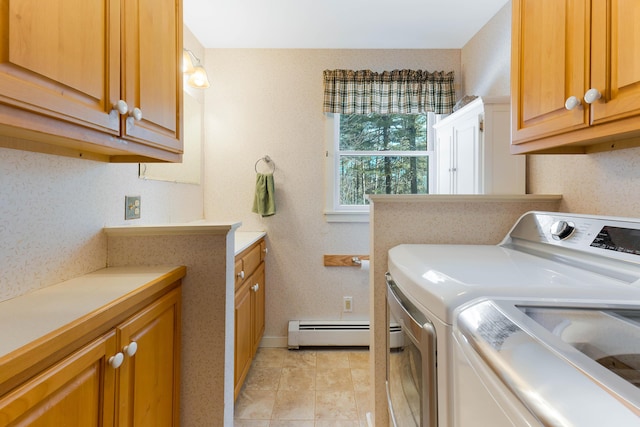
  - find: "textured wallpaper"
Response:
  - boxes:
[0,28,206,301]
[0,147,204,301]
[461,2,511,98]
[202,48,462,341]
[528,148,640,217]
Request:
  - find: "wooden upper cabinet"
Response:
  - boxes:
[121,0,182,153]
[0,0,183,162]
[0,0,121,134]
[511,0,590,146]
[511,0,640,154]
[590,0,640,125]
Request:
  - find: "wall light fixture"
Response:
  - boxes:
[183,49,210,89]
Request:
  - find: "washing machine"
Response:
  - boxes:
[453,299,640,426]
[386,211,640,426]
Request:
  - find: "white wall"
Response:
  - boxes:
[0,28,205,301]
[202,49,461,342]
[461,3,511,98]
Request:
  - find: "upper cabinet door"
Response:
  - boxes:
[590,0,640,125]
[121,0,183,153]
[511,0,590,145]
[0,0,121,134]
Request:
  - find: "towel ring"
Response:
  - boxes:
[255,155,276,174]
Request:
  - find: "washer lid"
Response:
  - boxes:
[521,306,640,388]
[388,244,640,324]
[455,300,640,425]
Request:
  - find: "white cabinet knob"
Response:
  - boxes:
[263,247,268,255]
[584,88,602,104]
[109,352,124,369]
[564,96,581,110]
[130,107,143,121]
[237,271,245,280]
[252,283,259,292]
[113,100,129,115]
[123,341,138,357]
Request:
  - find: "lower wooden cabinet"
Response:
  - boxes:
[117,288,181,427]
[0,273,182,427]
[234,279,253,397]
[234,238,266,399]
[0,332,118,426]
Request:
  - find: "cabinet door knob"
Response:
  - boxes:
[584,88,602,104]
[237,270,245,279]
[113,100,129,115]
[109,352,125,369]
[130,107,143,121]
[263,247,268,255]
[252,283,259,292]
[564,96,581,110]
[123,341,138,357]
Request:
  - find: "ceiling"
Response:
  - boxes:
[183,0,510,49]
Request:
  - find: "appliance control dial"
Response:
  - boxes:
[550,220,576,240]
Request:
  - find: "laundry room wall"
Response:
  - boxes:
[202,48,460,344]
[0,27,205,301]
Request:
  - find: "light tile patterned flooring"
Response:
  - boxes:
[234,347,372,426]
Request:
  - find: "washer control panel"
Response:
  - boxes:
[590,225,640,255]
[550,220,576,240]
[505,211,640,263]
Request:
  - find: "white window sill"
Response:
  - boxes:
[324,210,370,223]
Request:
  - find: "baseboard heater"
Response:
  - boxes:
[287,320,403,349]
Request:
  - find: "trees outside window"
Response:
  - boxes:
[337,113,431,206]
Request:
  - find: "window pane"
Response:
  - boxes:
[339,156,429,205]
[339,114,427,151]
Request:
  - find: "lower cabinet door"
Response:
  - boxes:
[117,288,181,427]
[251,263,266,354]
[235,280,253,399]
[0,331,118,427]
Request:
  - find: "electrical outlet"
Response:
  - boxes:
[343,296,353,312]
[125,196,141,220]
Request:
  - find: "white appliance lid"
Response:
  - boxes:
[455,299,640,425]
[388,243,640,324]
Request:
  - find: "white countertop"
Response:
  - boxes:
[103,221,241,236]
[235,231,267,255]
[369,194,563,203]
[103,222,265,256]
[0,265,183,359]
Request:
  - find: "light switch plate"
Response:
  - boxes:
[125,196,141,220]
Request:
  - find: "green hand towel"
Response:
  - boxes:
[252,173,276,217]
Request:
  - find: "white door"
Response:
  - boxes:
[454,114,482,194]
[436,126,454,194]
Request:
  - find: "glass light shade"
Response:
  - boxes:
[182,50,195,74]
[187,65,210,88]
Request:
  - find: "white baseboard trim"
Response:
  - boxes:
[259,336,288,348]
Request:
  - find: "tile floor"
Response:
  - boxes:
[234,347,372,426]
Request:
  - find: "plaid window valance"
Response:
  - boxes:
[323,69,456,115]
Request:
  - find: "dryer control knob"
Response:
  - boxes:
[550,220,576,240]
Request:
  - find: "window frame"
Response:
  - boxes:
[324,113,436,223]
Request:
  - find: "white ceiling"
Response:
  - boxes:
[183,0,510,49]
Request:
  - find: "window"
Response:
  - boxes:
[325,113,435,222]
